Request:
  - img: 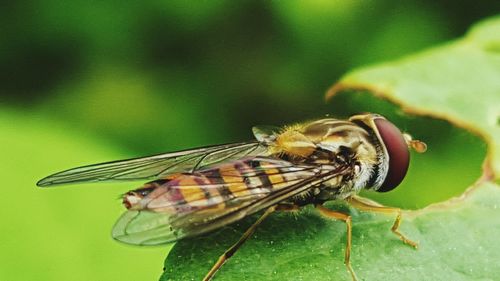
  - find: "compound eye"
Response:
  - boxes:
[374,118,410,192]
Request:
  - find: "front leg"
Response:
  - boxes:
[347,196,418,248]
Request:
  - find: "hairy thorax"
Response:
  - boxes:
[273,118,380,205]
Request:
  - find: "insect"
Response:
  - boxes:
[37,113,426,281]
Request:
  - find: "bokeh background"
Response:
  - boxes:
[1,1,496,280]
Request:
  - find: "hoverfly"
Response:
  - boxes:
[37,113,426,281]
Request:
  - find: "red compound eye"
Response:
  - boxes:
[374,118,410,192]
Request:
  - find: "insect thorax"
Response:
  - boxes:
[276,118,382,204]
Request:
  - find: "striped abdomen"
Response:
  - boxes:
[122,158,309,213]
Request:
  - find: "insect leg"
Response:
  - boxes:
[348,196,418,248]
[203,206,276,281]
[315,204,358,281]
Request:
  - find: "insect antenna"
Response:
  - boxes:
[403,133,427,153]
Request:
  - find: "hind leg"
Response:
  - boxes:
[203,206,276,281]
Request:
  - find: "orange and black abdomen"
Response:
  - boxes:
[123,158,297,213]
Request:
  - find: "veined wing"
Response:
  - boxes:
[37,142,266,187]
[112,157,350,245]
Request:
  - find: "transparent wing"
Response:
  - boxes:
[112,157,349,245]
[37,142,266,187]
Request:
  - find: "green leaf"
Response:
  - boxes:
[162,182,499,281]
[327,15,500,179]
[162,16,500,281]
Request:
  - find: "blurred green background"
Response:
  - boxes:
[1,1,495,280]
